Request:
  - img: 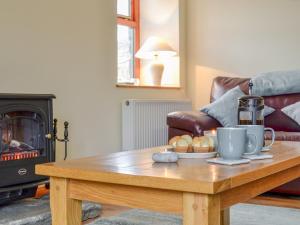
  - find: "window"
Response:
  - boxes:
[117,0,140,83]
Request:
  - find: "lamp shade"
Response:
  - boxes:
[135,37,177,59]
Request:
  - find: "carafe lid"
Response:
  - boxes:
[238,95,264,108]
[238,80,264,109]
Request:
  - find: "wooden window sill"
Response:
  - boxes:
[116,84,181,89]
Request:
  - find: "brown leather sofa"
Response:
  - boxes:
[167,76,300,195]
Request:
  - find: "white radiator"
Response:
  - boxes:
[122,99,192,151]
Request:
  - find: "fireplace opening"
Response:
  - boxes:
[0,111,45,162]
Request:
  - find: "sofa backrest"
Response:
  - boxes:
[210,76,300,132]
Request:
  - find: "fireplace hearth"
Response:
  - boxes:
[0,94,55,205]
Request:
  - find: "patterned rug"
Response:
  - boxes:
[91,204,300,225]
[1,196,300,225]
[0,195,101,225]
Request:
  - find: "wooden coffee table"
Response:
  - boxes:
[36,141,300,225]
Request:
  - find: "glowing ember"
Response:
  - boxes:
[1,150,39,161]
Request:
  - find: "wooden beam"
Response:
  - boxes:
[220,165,300,209]
[247,195,300,209]
[69,179,183,213]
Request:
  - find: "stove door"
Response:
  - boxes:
[0,110,50,188]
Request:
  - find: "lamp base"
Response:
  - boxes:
[150,63,164,86]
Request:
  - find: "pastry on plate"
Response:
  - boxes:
[192,136,211,153]
[175,138,189,153]
[169,136,181,148]
[181,135,193,152]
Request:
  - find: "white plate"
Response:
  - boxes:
[177,152,217,159]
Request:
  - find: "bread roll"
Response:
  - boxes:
[181,135,193,145]
[181,135,193,152]
[169,136,181,148]
[175,138,189,153]
[192,136,211,153]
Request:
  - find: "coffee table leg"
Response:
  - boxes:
[183,193,221,225]
[221,208,230,225]
[50,177,82,225]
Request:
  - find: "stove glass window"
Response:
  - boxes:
[0,111,45,161]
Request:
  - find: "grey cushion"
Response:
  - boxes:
[201,86,244,127]
[201,86,275,127]
[252,70,300,96]
[264,105,276,117]
[281,101,300,126]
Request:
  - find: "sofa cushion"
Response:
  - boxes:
[201,86,244,127]
[201,86,275,127]
[264,95,300,132]
[252,70,300,96]
[264,105,276,116]
[210,76,300,132]
[281,102,300,126]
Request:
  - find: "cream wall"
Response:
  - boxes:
[0,0,186,160]
[187,0,300,109]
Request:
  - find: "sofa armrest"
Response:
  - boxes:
[167,111,221,136]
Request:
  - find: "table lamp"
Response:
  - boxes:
[135,37,177,85]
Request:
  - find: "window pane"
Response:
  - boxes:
[117,0,131,17]
[118,25,135,83]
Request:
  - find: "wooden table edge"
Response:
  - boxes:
[36,154,300,194]
[36,164,225,194]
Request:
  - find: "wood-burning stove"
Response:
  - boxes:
[0,94,55,205]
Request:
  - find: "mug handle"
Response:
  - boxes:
[262,128,275,151]
[243,133,258,155]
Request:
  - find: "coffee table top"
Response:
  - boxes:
[36,141,300,194]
